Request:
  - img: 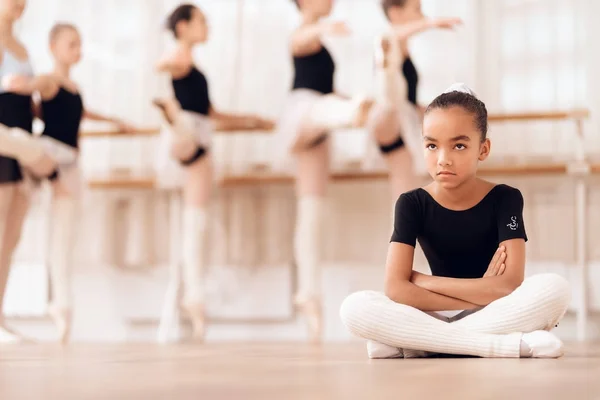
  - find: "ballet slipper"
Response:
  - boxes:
[295,297,323,344]
[375,36,391,69]
[353,99,375,128]
[181,302,206,342]
[0,324,25,344]
[48,304,72,344]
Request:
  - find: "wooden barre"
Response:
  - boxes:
[80,126,275,138]
[79,108,590,139]
[80,128,160,138]
[86,162,590,189]
[220,163,572,186]
[488,109,589,122]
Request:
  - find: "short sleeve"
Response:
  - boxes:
[390,193,421,247]
[496,187,528,243]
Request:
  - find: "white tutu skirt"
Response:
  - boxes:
[39,135,83,197]
[363,102,427,176]
[155,110,214,189]
[271,89,324,173]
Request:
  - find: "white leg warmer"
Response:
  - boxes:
[340,290,521,358]
[341,274,571,358]
[294,196,324,304]
[451,273,571,333]
[49,197,77,309]
[367,310,451,359]
[181,207,208,305]
[0,125,44,166]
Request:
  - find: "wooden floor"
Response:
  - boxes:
[0,342,599,399]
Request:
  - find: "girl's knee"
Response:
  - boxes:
[368,105,400,141]
[526,273,570,295]
[339,290,386,334]
[525,273,571,309]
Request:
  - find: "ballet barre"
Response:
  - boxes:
[80,127,275,138]
[80,128,160,138]
[79,109,590,138]
[488,108,589,122]
[85,162,576,189]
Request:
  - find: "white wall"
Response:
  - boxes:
[5,0,599,342]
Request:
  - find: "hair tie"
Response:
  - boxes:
[443,82,478,98]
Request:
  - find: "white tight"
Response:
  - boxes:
[0,184,30,318]
[340,273,571,358]
[48,195,77,310]
[165,109,213,307]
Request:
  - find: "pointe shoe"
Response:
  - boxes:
[353,99,375,128]
[181,302,206,342]
[295,298,323,344]
[0,324,25,344]
[48,304,72,344]
[375,36,391,69]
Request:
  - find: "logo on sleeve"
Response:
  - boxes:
[507,216,518,231]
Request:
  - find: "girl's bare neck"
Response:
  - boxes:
[302,12,320,25]
[53,63,71,79]
[0,19,13,40]
[426,178,495,210]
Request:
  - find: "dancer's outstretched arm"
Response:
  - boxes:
[209,107,273,132]
[290,21,350,57]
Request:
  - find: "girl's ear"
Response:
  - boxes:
[479,138,491,161]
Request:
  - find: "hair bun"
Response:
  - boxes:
[443,82,478,98]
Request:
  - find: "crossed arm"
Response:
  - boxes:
[384,239,525,311]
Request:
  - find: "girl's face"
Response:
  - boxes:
[422,106,490,189]
[51,28,82,66]
[0,0,25,22]
[179,7,208,44]
[387,0,424,25]
[299,0,334,18]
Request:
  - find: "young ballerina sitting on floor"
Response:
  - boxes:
[340,83,571,359]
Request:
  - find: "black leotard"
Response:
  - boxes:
[0,51,34,183]
[403,57,418,106]
[41,87,83,149]
[292,45,335,95]
[172,66,211,116]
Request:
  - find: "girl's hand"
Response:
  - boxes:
[2,74,31,93]
[428,17,462,30]
[116,120,136,133]
[484,246,506,277]
[323,21,351,37]
[246,116,275,130]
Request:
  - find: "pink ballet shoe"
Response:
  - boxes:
[375,36,391,69]
[48,304,72,344]
[295,297,323,344]
[0,324,26,344]
[353,99,375,128]
[181,302,206,342]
